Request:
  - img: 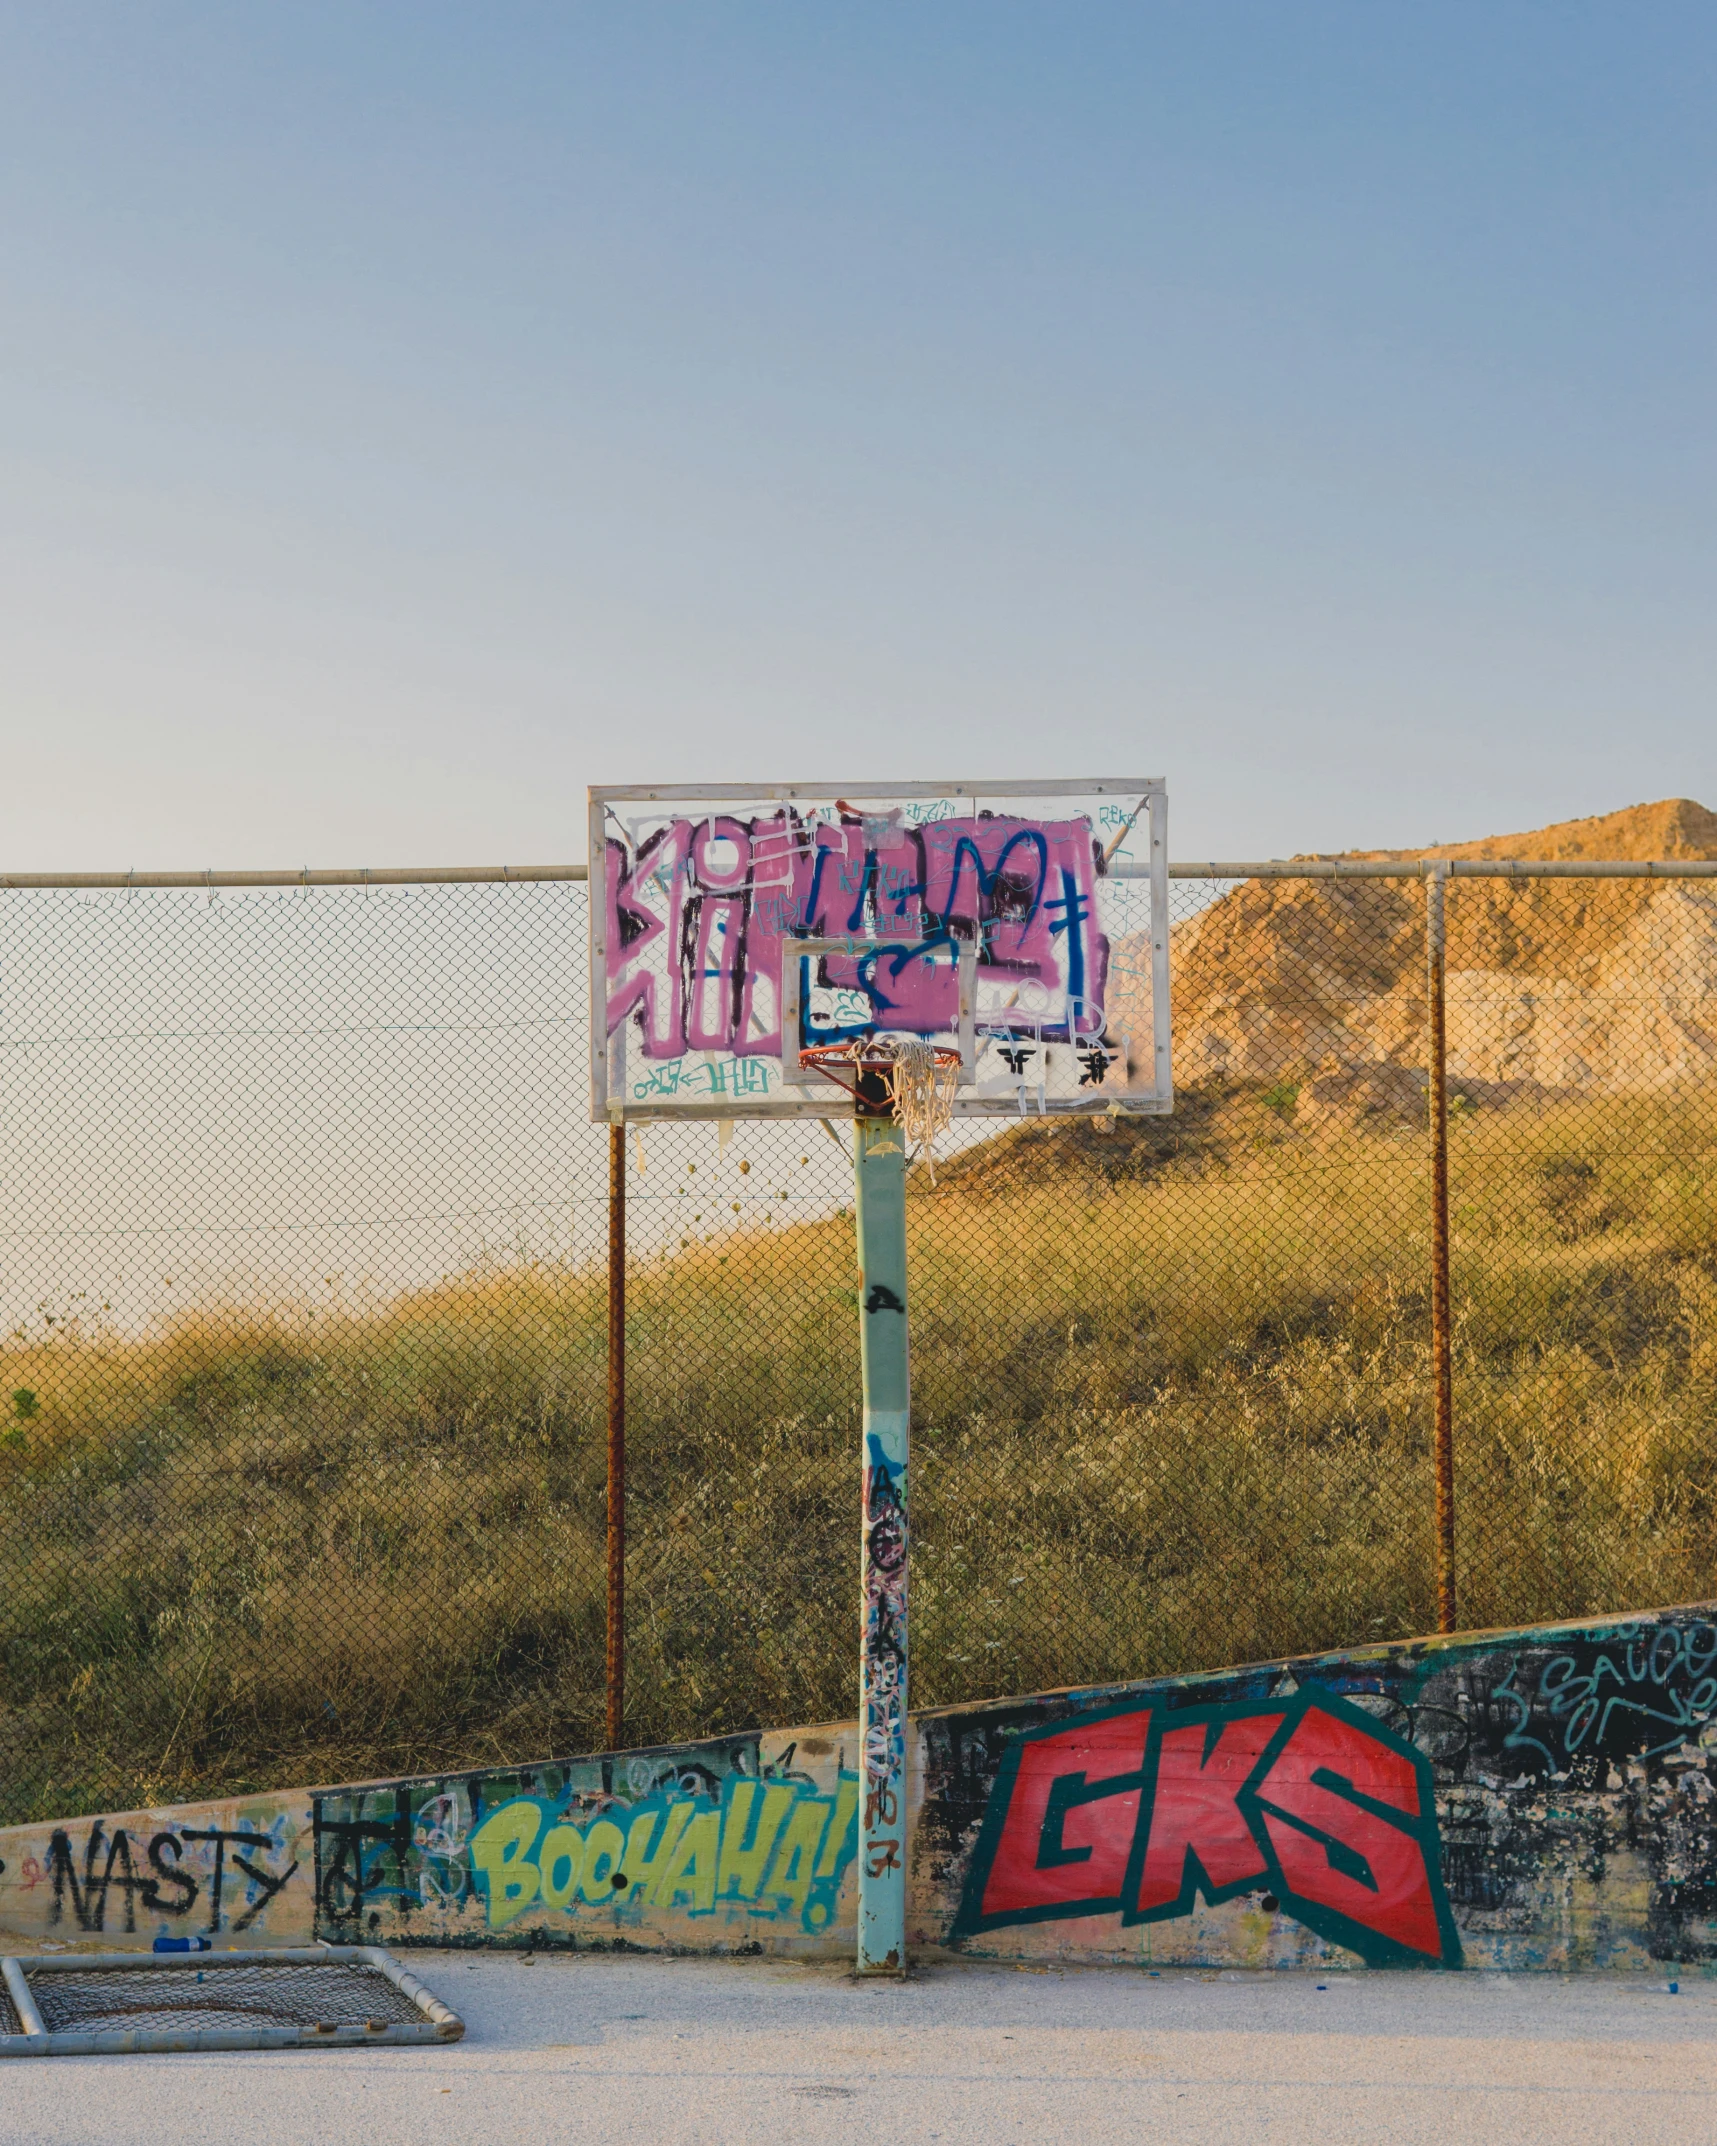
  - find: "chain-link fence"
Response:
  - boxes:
[2,856,1714,1826]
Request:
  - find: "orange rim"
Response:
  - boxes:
[797,1041,962,1098]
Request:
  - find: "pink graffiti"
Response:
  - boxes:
[605,809,1109,1062]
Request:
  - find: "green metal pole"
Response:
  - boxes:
[854,1109,910,1975]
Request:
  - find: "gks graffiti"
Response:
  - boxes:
[468,1772,860,1935]
[957,1691,1460,1968]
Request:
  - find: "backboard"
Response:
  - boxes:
[589,781,1169,1121]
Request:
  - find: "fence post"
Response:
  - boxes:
[1425,862,1456,1634]
[607,1120,626,1750]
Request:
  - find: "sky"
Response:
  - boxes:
[2,3,1713,867]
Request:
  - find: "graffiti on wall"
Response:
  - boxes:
[309,1732,860,1946]
[955,1690,1461,1968]
[16,1607,1717,1970]
[16,1813,301,1938]
[314,1787,418,1935]
[604,807,1112,1083]
[467,1772,859,1936]
[1478,1619,1717,1774]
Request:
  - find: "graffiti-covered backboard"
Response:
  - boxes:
[589,781,1170,1121]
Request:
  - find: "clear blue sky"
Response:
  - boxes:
[3,3,1712,865]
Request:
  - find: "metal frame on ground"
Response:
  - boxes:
[0,1946,463,2058]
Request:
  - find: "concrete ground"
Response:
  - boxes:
[5,1950,1713,2144]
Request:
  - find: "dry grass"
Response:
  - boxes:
[3,1085,1716,1825]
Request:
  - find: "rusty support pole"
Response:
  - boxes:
[1426,862,1456,1634]
[606,1120,626,1750]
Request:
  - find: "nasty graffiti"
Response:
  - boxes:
[465,1771,860,1935]
[29,1818,299,1937]
[605,806,1112,1073]
[956,1691,1461,1968]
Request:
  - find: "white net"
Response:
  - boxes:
[797,1036,961,1173]
[884,1039,960,1176]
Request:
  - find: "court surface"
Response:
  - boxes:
[6,1950,1710,2144]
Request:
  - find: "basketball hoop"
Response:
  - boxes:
[798,1037,963,1174]
[589,779,1170,1981]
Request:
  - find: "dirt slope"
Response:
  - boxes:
[1111,797,1717,1108]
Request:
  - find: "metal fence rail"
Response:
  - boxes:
[1,854,1713,1825]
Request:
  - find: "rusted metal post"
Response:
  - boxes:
[1425,863,1456,1634]
[606,1120,626,1750]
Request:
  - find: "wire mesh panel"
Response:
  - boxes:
[1439,876,1717,1628]
[29,1959,427,2035]
[905,871,1440,1701]
[0,883,610,1824]
[621,1116,862,1740]
[0,1947,462,2054]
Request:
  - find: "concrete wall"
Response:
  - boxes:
[6,1603,1717,1971]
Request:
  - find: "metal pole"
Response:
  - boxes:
[1,857,1714,893]
[1425,864,1456,1635]
[606,1121,627,1750]
[0,865,590,889]
[853,1099,910,1976]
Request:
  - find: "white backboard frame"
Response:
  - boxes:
[589,780,1170,1122]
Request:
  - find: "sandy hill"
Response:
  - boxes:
[1424,797,1717,865]
[1105,798,1717,1121]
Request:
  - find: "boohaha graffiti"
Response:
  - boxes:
[955,1690,1460,1968]
[466,1771,859,1936]
[309,1732,859,1944]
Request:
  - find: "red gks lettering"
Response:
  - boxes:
[958,1690,1459,1968]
